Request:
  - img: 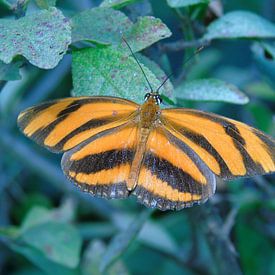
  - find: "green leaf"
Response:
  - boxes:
[8,242,77,275]
[100,0,141,9]
[21,207,52,232]
[167,0,209,8]
[35,0,56,9]
[20,222,82,268]
[0,60,22,81]
[72,47,172,103]
[0,8,71,69]
[175,78,249,104]
[123,16,172,53]
[21,200,76,232]
[0,0,12,12]
[204,11,275,40]
[72,8,129,45]
[72,8,171,52]
[100,209,153,272]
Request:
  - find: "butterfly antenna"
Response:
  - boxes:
[122,37,154,92]
[183,45,205,67]
[156,73,173,93]
[156,45,205,93]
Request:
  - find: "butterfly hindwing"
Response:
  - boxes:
[161,108,275,179]
[17,96,138,153]
[61,123,138,199]
[133,126,216,210]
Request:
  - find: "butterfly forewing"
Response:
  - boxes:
[61,123,138,199]
[161,108,275,179]
[134,126,216,210]
[18,96,138,152]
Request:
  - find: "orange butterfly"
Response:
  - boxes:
[17,91,275,210]
[17,39,275,210]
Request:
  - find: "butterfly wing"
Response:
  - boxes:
[161,108,275,179]
[133,126,216,210]
[61,123,138,199]
[18,96,138,153]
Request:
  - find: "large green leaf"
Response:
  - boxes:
[167,0,209,8]
[72,8,171,52]
[175,78,249,104]
[72,47,172,103]
[204,11,275,40]
[0,8,71,69]
[2,203,81,273]
[20,222,81,268]
[100,0,141,9]
[8,242,77,275]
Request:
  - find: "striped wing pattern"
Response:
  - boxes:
[133,126,216,210]
[17,96,138,152]
[62,124,138,199]
[161,108,275,179]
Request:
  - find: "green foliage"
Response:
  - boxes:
[72,47,171,102]
[175,78,249,104]
[2,203,81,274]
[72,8,171,52]
[0,1,274,274]
[100,209,153,272]
[100,0,142,9]
[204,11,275,40]
[167,0,209,8]
[236,203,275,275]
[0,8,71,69]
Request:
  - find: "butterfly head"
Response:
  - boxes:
[144,92,162,105]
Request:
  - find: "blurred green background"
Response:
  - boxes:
[0,0,274,274]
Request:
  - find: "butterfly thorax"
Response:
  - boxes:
[139,96,161,129]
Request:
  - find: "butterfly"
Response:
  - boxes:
[17,90,275,210]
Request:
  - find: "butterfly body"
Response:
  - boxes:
[18,93,275,210]
[128,94,161,191]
